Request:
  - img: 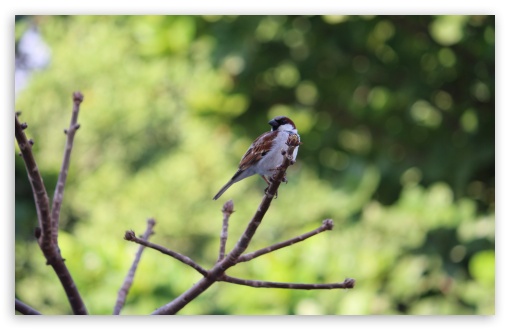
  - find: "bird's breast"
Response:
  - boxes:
[255,131,299,176]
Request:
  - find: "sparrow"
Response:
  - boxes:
[213,116,300,200]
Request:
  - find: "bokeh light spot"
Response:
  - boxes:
[322,15,349,25]
[469,250,495,286]
[429,15,468,46]
[295,81,318,105]
[450,245,467,263]
[410,100,442,128]
[438,48,457,67]
[338,127,372,155]
[373,20,395,42]
[222,54,245,75]
[319,147,350,171]
[471,81,490,102]
[434,90,453,111]
[460,109,478,133]
[368,86,390,111]
[274,61,300,87]
[255,16,284,42]
[283,29,304,48]
[400,167,423,186]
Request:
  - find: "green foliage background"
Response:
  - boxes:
[14,15,495,315]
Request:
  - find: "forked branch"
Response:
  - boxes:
[17,93,354,316]
[14,92,87,315]
[133,135,354,314]
[130,216,353,292]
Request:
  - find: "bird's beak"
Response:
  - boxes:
[268,119,277,126]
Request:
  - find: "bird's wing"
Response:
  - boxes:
[238,131,277,171]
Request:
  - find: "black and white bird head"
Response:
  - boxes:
[268,116,297,134]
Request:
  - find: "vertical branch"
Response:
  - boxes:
[113,218,156,315]
[217,200,234,262]
[15,115,52,252]
[50,91,83,244]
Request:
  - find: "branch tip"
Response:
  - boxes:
[344,278,356,288]
[322,219,334,230]
[147,218,156,227]
[222,200,235,214]
[28,139,34,146]
[73,91,84,103]
[124,230,136,241]
[21,122,28,130]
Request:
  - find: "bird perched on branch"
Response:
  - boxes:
[213,116,300,200]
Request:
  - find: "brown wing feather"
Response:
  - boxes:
[238,131,277,171]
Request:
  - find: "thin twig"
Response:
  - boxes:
[151,134,301,315]
[218,200,234,262]
[124,230,208,276]
[15,299,42,315]
[114,218,156,315]
[15,111,88,315]
[237,219,334,263]
[50,91,83,244]
[221,275,356,290]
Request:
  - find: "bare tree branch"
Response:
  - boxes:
[113,218,156,315]
[218,200,234,262]
[237,219,334,263]
[50,91,83,244]
[14,93,88,315]
[15,114,52,252]
[15,299,42,315]
[124,230,208,276]
[17,94,354,315]
[221,275,356,290]
[151,134,301,315]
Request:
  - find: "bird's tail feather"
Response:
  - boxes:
[212,180,235,200]
[213,169,247,200]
